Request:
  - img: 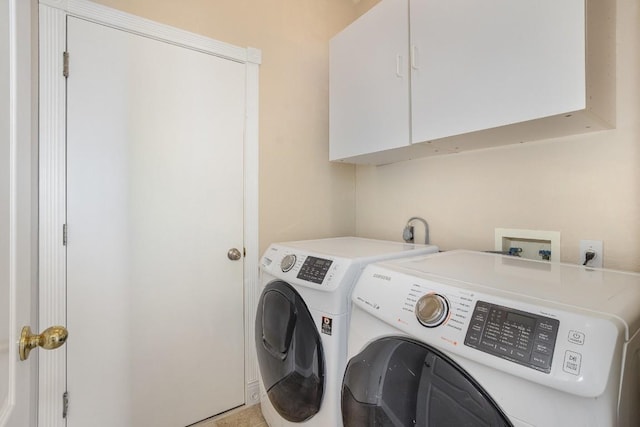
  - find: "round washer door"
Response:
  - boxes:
[342,337,513,427]
[255,280,325,422]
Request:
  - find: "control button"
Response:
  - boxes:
[465,333,480,346]
[568,330,585,345]
[534,342,552,355]
[537,321,555,332]
[475,302,491,312]
[563,351,582,375]
[469,321,484,334]
[280,254,296,272]
[496,344,511,355]
[531,352,551,370]
[512,350,528,361]
[536,331,552,343]
[472,312,487,323]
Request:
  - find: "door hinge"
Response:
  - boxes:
[63,51,69,78]
[63,224,67,246]
[62,391,69,419]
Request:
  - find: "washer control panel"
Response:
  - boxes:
[464,301,559,373]
[296,256,333,284]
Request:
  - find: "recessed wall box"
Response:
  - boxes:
[495,228,561,262]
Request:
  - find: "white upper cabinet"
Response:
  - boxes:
[410,0,585,142]
[330,0,615,165]
[329,0,409,161]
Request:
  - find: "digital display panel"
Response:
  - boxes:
[297,256,333,284]
[506,312,536,327]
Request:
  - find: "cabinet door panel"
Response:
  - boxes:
[330,0,410,161]
[410,0,585,143]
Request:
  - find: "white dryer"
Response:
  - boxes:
[342,250,640,427]
[255,237,439,427]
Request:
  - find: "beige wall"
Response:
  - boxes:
[91,0,362,255]
[353,0,640,271]
[84,0,639,272]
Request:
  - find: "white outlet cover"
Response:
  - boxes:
[579,239,603,268]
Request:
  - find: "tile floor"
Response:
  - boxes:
[194,404,267,427]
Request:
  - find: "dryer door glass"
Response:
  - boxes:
[342,337,513,427]
[255,280,325,422]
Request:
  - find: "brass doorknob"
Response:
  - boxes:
[19,325,68,361]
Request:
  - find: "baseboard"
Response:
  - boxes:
[246,380,260,406]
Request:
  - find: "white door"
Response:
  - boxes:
[65,17,246,427]
[1,0,37,426]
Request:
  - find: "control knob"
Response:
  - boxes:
[281,254,296,272]
[415,293,449,328]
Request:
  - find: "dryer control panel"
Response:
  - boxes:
[464,301,559,373]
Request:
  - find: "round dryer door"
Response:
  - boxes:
[255,280,325,422]
[342,337,513,427]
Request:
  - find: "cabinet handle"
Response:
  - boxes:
[396,55,403,77]
[411,45,419,70]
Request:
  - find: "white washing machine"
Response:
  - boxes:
[255,237,439,427]
[342,250,640,427]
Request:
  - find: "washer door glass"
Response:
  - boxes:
[342,337,513,427]
[255,280,325,422]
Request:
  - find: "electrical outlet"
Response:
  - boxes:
[579,240,603,268]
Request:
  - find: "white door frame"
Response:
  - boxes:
[1,0,38,426]
[38,1,261,425]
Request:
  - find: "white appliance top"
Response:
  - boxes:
[260,237,438,314]
[385,250,640,339]
[280,236,431,260]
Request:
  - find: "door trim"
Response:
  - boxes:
[38,1,261,425]
[1,0,38,425]
[2,0,18,420]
